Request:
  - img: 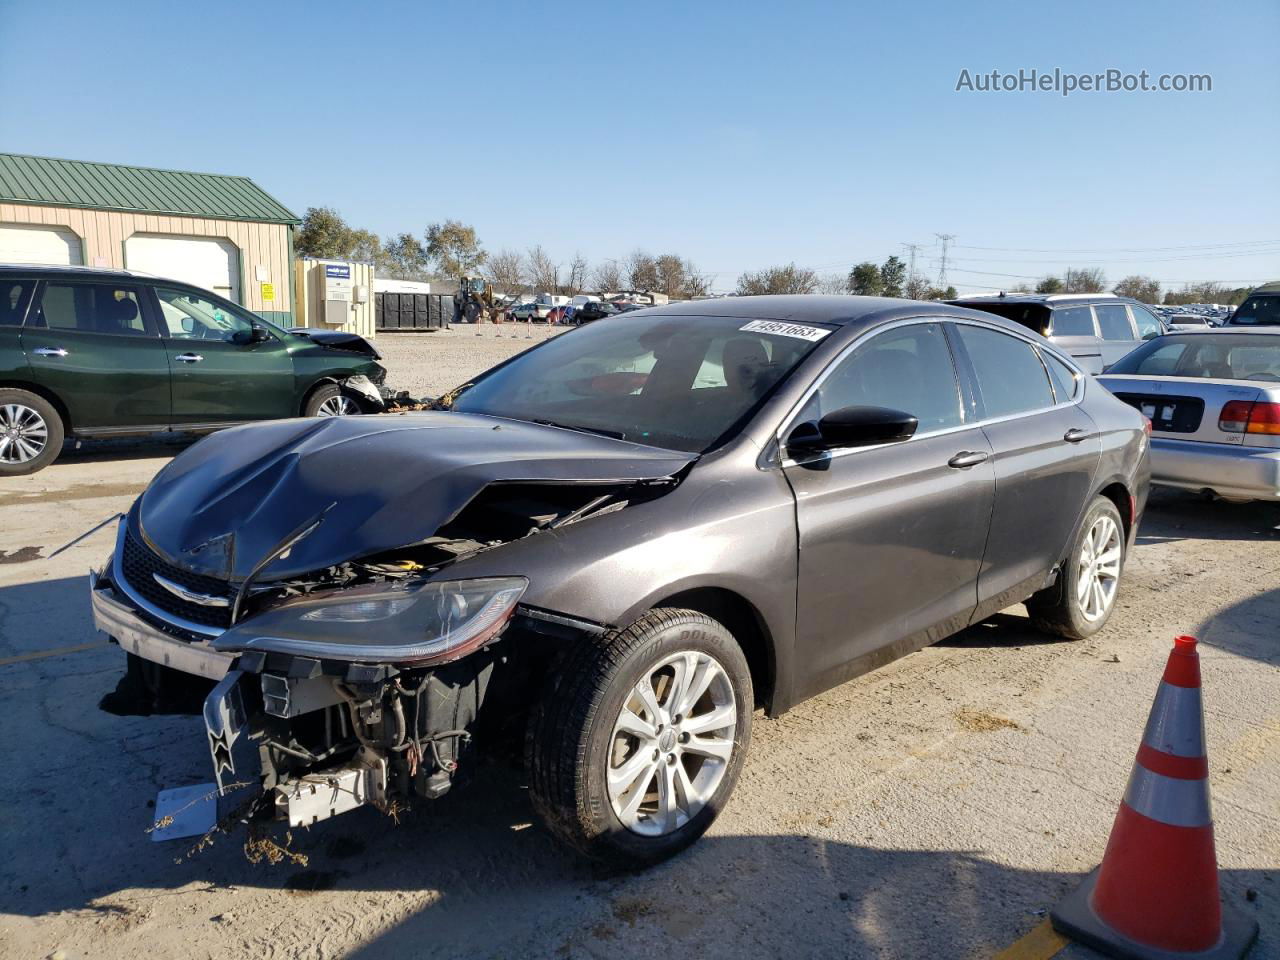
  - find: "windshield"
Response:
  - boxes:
[449,314,834,452]
[1106,334,1280,381]
[1229,295,1280,326]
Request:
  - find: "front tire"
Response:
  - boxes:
[304,384,362,417]
[527,609,753,865]
[0,389,63,476]
[1027,496,1126,639]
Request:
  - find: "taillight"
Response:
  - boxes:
[1219,400,1280,435]
[1142,416,1153,436]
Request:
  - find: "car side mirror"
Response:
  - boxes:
[234,322,272,345]
[787,405,919,455]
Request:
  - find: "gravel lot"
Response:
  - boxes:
[376,323,563,399]
[0,331,1276,959]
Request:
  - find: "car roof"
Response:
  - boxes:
[1159,326,1280,336]
[0,262,155,281]
[950,292,1137,307]
[624,294,1029,334]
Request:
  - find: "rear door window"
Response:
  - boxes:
[1095,304,1136,340]
[955,325,1056,418]
[1,279,33,326]
[1049,306,1096,337]
[30,283,149,336]
[1042,351,1081,402]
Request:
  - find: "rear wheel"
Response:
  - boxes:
[1027,496,1125,639]
[0,389,63,476]
[527,609,753,864]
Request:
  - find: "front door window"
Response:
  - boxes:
[155,288,256,342]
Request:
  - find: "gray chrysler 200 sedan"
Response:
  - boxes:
[90,295,1150,864]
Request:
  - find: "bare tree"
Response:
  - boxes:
[654,254,687,298]
[626,250,659,291]
[736,263,819,296]
[681,261,713,298]
[1063,267,1107,293]
[485,249,526,296]
[526,245,560,294]
[565,254,590,295]
[817,273,848,295]
[592,259,623,294]
[903,273,930,299]
[1112,275,1161,302]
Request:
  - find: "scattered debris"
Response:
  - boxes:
[244,826,309,868]
[611,896,657,927]
[956,708,1021,733]
[1103,653,1122,663]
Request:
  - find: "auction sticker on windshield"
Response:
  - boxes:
[738,319,832,341]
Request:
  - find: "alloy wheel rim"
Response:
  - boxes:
[1077,514,1121,622]
[0,403,49,463]
[606,650,737,837]
[316,395,359,416]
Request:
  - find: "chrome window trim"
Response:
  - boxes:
[768,315,1087,469]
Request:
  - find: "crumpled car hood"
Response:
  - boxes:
[137,413,695,582]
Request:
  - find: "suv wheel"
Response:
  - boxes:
[304,384,361,417]
[0,389,63,476]
[1027,496,1126,639]
[527,608,752,864]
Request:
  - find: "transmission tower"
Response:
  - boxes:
[902,242,923,282]
[935,233,956,288]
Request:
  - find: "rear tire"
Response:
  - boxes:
[1027,496,1126,640]
[527,608,752,865]
[0,389,63,476]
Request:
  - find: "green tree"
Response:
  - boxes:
[879,256,906,297]
[296,206,380,261]
[424,220,487,280]
[1035,276,1064,294]
[943,285,957,300]
[847,261,883,296]
[377,233,430,281]
[736,263,819,296]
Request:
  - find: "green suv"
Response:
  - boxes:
[0,265,388,475]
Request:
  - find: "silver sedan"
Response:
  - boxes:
[1099,328,1280,501]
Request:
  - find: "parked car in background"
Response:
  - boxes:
[949,293,1166,375]
[1166,313,1215,331]
[1226,282,1280,327]
[91,295,1148,864]
[1099,328,1280,501]
[0,265,388,475]
[573,301,622,324]
[511,301,554,322]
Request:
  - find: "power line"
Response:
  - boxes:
[954,239,1280,254]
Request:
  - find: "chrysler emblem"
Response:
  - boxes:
[153,573,230,608]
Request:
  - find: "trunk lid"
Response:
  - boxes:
[1097,374,1279,446]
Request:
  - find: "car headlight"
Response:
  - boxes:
[212,577,528,666]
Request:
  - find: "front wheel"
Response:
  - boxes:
[1027,495,1126,639]
[304,384,362,417]
[527,609,753,865]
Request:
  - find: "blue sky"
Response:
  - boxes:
[1,0,1276,294]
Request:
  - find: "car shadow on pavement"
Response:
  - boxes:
[1139,488,1280,545]
[51,434,198,465]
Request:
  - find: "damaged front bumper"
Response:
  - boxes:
[91,570,234,681]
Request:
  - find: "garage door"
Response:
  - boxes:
[124,234,241,302]
[0,223,83,265]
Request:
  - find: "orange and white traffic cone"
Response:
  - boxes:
[1051,635,1258,959]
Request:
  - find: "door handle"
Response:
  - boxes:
[947,450,989,469]
[174,353,204,363]
[1063,428,1093,443]
[32,346,68,357]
